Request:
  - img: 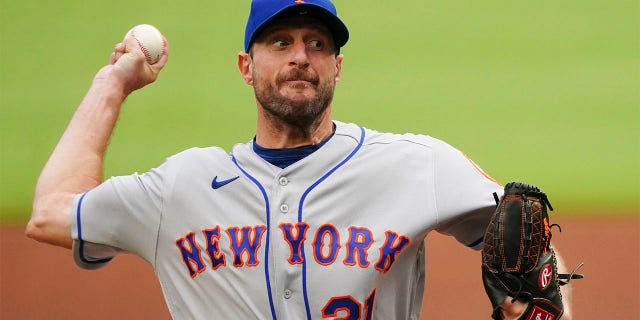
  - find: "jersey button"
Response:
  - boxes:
[284,289,292,299]
[280,204,289,213]
[279,177,289,186]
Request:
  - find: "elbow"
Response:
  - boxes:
[25,215,42,241]
[25,212,53,243]
[26,197,73,249]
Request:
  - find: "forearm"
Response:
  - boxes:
[26,33,167,249]
[41,81,126,190]
[28,80,127,248]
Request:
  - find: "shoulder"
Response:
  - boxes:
[334,121,455,153]
[168,146,231,162]
[150,146,236,177]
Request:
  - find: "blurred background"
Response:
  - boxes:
[1,0,638,319]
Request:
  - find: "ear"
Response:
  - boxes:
[334,54,344,82]
[238,52,253,85]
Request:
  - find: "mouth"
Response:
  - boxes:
[279,70,319,87]
[283,79,316,88]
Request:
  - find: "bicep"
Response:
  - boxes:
[431,140,501,248]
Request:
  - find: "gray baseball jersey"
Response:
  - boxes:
[71,121,502,319]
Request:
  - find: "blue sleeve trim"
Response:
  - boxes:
[467,236,484,248]
[76,191,113,265]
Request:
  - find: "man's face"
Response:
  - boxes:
[243,16,343,128]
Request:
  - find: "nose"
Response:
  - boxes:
[289,41,309,68]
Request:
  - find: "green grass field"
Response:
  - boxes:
[1,0,638,222]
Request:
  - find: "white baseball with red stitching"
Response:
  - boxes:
[124,24,165,64]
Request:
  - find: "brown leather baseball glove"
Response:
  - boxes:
[481,182,583,319]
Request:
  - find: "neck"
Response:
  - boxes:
[255,106,334,149]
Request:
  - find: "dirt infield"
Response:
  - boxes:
[1,216,638,319]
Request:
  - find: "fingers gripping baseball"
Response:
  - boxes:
[96,27,169,96]
[111,35,168,93]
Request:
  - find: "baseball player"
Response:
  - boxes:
[26,0,575,319]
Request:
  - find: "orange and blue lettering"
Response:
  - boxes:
[313,224,341,265]
[203,226,226,269]
[374,231,410,273]
[226,225,267,267]
[175,232,206,278]
[343,227,373,267]
[280,222,310,264]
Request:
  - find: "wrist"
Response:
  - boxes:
[76,75,129,120]
[90,76,129,101]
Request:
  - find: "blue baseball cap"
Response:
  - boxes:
[244,0,349,52]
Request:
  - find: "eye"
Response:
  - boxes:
[273,40,289,48]
[308,40,323,49]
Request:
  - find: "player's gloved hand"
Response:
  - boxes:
[94,34,169,97]
[481,182,583,320]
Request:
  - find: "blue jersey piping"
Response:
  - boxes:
[299,126,366,320]
[232,155,278,320]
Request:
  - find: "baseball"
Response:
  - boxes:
[124,24,166,64]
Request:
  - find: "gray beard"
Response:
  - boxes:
[256,86,333,129]
[253,70,335,129]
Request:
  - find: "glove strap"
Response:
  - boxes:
[558,262,585,286]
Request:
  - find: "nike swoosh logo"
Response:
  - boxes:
[211,175,240,189]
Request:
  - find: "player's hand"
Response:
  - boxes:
[499,298,526,319]
[94,35,169,97]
